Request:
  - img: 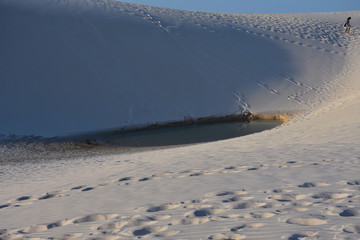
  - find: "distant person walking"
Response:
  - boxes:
[344,17,351,34]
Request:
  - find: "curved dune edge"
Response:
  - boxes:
[75,111,294,138]
[2,0,356,137]
[251,112,297,122]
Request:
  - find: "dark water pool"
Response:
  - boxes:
[95,121,282,147]
[0,121,282,164]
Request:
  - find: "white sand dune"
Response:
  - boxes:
[0,0,360,239]
[0,0,358,137]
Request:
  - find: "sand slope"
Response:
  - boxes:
[0,0,360,240]
[0,0,357,137]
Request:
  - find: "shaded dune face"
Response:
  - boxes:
[0,0,297,137]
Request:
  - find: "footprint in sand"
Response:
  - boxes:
[231,223,266,232]
[182,199,208,204]
[216,214,241,219]
[243,212,276,219]
[263,202,283,208]
[125,218,157,227]
[287,232,318,240]
[187,208,227,217]
[270,194,308,202]
[155,230,180,237]
[184,204,213,209]
[298,182,318,188]
[132,225,168,236]
[170,217,210,226]
[0,204,10,209]
[208,233,246,240]
[272,189,293,193]
[189,172,204,177]
[151,172,173,177]
[19,224,49,234]
[81,187,96,192]
[312,192,351,200]
[73,214,119,224]
[97,221,128,231]
[232,201,266,209]
[54,233,83,239]
[347,180,360,185]
[138,177,154,181]
[343,225,360,233]
[146,203,180,212]
[4,218,75,237]
[71,185,87,190]
[47,219,73,229]
[38,192,59,200]
[339,208,360,217]
[288,233,308,240]
[285,217,327,226]
[93,234,130,240]
[16,196,32,201]
[223,195,254,202]
[146,215,171,221]
[216,191,247,197]
[276,207,308,213]
[118,176,135,182]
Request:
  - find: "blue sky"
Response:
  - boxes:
[118,0,360,14]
